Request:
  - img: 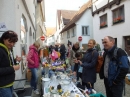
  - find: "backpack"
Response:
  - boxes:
[113,48,130,73]
[92,51,104,73]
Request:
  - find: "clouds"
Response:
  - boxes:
[45,0,88,27]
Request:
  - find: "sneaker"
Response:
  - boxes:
[33,89,40,95]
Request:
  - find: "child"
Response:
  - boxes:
[73,52,83,81]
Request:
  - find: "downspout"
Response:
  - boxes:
[35,1,37,41]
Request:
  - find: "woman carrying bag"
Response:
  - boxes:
[76,39,98,90]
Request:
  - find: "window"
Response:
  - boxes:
[67,31,70,38]
[60,33,64,40]
[82,26,89,36]
[113,5,124,24]
[100,14,107,28]
[33,32,35,39]
[71,28,75,37]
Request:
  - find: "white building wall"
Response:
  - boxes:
[25,0,36,25]
[93,0,130,49]
[93,0,114,12]
[76,8,93,47]
[47,36,55,46]
[60,8,93,48]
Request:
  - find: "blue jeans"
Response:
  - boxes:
[0,86,13,97]
[71,65,74,72]
[30,68,38,90]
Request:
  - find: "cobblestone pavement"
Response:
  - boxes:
[95,74,130,97]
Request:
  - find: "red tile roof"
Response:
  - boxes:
[46,27,56,37]
[56,10,77,29]
[60,0,91,33]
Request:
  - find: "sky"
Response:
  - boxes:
[44,0,89,27]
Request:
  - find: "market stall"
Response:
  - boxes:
[42,72,87,97]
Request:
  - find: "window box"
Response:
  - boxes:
[113,16,124,24]
[100,22,107,28]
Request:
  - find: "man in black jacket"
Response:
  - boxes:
[0,31,21,97]
[99,36,129,97]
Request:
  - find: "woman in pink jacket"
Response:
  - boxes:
[27,41,40,94]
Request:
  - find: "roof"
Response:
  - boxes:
[46,27,56,37]
[60,0,91,33]
[57,10,77,27]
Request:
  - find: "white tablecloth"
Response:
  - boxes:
[42,77,85,97]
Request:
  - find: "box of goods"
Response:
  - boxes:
[125,77,130,85]
[26,69,31,81]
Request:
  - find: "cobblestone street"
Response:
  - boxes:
[95,74,130,97]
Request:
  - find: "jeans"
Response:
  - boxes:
[0,86,13,97]
[104,77,124,97]
[30,68,38,90]
[60,54,65,61]
[71,65,74,71]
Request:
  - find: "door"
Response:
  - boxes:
[125,36,130,56]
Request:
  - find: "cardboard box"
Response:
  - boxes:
[26,69,31,81]
[125,77,130,85]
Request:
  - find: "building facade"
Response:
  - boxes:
[92,0,130,56]
[55,10,77,44]
[60,0,92,50]
[36,0,46,46]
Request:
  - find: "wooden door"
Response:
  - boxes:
[125,36,130,56]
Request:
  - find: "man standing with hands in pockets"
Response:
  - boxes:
[0,30,21,97]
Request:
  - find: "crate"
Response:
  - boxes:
[89,93,106,97]
[125,77,130,85]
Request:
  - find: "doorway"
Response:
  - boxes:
[124,36,130,56]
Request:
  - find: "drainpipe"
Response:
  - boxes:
[35,1,37,41]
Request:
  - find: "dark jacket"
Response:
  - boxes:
[60,44,66,55]
[55,45,58,52]
[81,48,98,83]
[99,46,129,86]
[0,43,15,87]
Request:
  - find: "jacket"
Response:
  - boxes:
[99,46,129,86]
[69,46,82,65]
[81,48,98,83]
[60,44,66,55]
[0,43,15,87]
[27,45,39,68]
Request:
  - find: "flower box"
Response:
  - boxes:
[113,16,124,24]
[100,22,107,28]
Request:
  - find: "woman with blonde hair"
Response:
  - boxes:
[75,39,98,90]
[27,41,40,94]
